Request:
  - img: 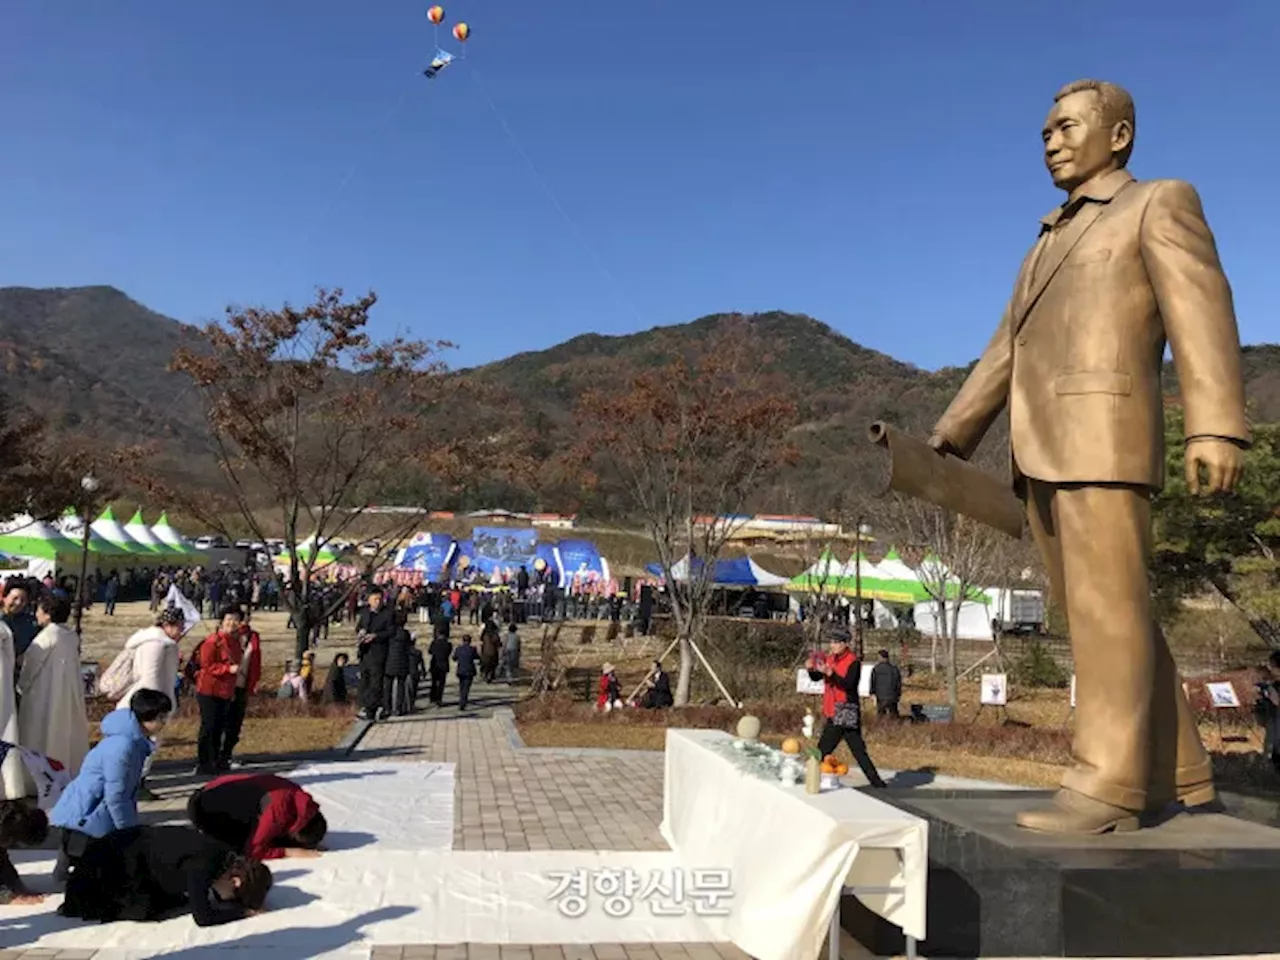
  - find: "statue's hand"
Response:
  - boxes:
[1185,437,1245,495]
[927,434,959,457]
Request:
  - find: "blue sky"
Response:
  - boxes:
[2,1,1276,371]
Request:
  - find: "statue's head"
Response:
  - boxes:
[1043,79,1135,192]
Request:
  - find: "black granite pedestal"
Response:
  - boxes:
[841,789,1280,958]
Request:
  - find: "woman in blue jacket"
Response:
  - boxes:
[50,688,172,882]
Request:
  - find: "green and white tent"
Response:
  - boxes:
[150,513,195,555]
[55,508,133,559]
[124,510,173,555]
[787,550,853,595]
[0,517,83,561]
[88,506,150,555]
[274,537,341,570]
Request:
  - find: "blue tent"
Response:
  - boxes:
[645,555,786,588]
[394,532,456,582]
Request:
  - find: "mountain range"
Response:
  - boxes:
[2,285,1277,515]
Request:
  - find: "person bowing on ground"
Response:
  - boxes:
[49,689,172,882]
[58,825,271,926]
[187,772,327,861]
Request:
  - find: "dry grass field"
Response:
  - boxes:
[78,601,361,762]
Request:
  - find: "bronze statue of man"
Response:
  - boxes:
[929,79,1250,834]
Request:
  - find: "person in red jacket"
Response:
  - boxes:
[805,624,887,788]
[195,608,245,776]
[220,609,264,770]
[187,773,327,861]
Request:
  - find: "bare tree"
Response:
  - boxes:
[782,487,868,650]
[150,288,469,659]
[573,318,798,705]
[892,499,1005,711]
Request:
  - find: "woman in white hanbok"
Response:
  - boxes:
[0,622,24,798]
[17,594,90,788]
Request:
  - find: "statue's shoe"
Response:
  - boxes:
[1176,780,1219,810]
[1016,788,1141,835]
[1145,779,1222,814]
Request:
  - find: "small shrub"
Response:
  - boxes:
[1011,639,1069,689]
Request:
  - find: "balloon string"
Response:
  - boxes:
[467,66,646,329]
[303,86,414,249]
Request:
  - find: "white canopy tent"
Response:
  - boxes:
[912,599,996,640]
[912,554,994,640]
[123,511,168,554]
[150,513,189,550]
[90,507,148,554]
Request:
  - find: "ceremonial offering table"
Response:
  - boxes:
[661,728,927,960]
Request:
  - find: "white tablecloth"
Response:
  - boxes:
[661,728,927,960]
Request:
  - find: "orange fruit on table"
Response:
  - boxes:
[835,762,849,775]
[780,737,802,755]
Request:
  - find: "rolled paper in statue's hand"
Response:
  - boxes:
[867,421,1025,539]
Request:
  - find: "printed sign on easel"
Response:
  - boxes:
[858,665,873,699]
[796,669,824,695]
[1206,681,1241,709]
[980,673,1008,706]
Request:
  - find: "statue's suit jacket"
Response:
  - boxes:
[934,169,1251,486]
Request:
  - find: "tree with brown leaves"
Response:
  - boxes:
[573,318,798,706]
[158,288,465,660]
[0,393,138,527]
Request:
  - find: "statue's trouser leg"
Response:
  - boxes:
[1025,480,1211,811]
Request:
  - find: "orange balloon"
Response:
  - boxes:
[427,6,445,24]
[452,22,470,42]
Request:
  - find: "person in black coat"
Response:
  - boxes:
[869,648,903,717]
[427,629,451,707]
[452,635,479,711]
[408,639,426,708]
[355,587,397,721]
[59,825,271,926]
[640,660,674,709]
[384,626,414,716]
[321,653,350,704]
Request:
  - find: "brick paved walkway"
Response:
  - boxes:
[358,684,667,853]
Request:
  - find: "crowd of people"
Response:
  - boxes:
[0,568,332,928]
[351,584,524,720]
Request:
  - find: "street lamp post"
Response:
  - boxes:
[73,474,99,636]
[855,519,865,660]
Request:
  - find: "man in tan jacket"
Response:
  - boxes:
[930,79,1250,834]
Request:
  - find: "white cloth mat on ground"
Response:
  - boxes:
[2,849,724,956]
[0,758,725,956]
[662,728,928,960]
[288,760,455,851]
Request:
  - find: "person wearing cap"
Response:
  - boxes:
[806,626,887,788]
[113,608,186,799]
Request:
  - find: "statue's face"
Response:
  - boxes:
[1042,90,1123,191]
